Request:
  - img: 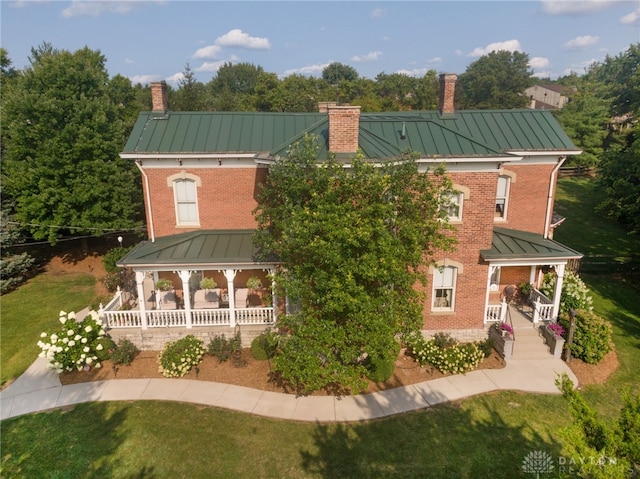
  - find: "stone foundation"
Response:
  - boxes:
[420,327,490,343]
[106,325,270,351]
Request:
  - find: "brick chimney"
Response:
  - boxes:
[318,101,337,113]
[328,105,360,154]
[151,81,168,112]
[438,73,457,115]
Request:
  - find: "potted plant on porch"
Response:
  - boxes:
[155,279,173,291]
[199,277,217,291]
[247,276,263,307]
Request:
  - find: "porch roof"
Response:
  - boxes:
[116,230,278,269]
[480,227,583,262]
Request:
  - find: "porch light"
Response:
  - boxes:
[117,236,123,248]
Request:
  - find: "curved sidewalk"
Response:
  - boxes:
[0,357,577,422]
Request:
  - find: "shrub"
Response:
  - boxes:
[251,330,279,360]
[155,279,173,291]
[37,310,107,372]
[102,246,134,274]
[158,335,205,378]
[208,331,242,363]
[199,277,217,289]
[246,276,263,291]
[111,338,139,365]
[478,336,495,358]
[432,331,457,349]
[94,337,117,361]
[559,310,613,364]
[366,354,396,383]
[408,333,484,375]
[541,271,593,314]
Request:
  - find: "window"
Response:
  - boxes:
[432,266,457,311]
[442,192,462,221]
[495,175,510,219]
[174,179,199,225]
[490,266,501,291]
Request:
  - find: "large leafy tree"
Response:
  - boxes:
[457,50,533,109]
[254,135,455,393]
[321,62,359,84]
[173,63,208,111]
[1,44,143,244]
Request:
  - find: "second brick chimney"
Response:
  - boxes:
[327,105,361,154]
[438,73,457,115]
[151,81,169,112]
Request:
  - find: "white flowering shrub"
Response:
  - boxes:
[37,310,107,373]
[158,335,205,378]
[409,333,484,374]
[540,271,593,314]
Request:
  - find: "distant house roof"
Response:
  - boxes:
[122,109,579,161]
[480,227,582,262]
[117,230,277,269]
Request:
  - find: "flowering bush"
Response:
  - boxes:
[158,335,205,377]
[408,333,484,374]
[37,310,107,373]
[541,271,593,314]
[559,311,612,364]
[498,322,513,335]
[547,322,565,337]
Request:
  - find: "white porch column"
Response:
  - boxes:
[484,265,496,323]
[136,271,148,329]
[269,268,278,323]
[178,270,193,328]
[529,266,536,285]
[224,269,238,327]
[552,263,566,321]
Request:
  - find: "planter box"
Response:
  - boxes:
[490,328,514,360]
[540,325,565,358]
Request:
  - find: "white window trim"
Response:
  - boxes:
[495,171,515,221]
[445,184,470,223]
[168,171,201,227]
[429,260,463,312]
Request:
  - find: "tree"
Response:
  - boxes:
[597,124,640,233]
[556,374,639,478]
[321,62,359,84]
[173,63,208,111]
[208,62,264,111]
[0,196,35,293]
[1,44,143,244]
[457,50,533,109]
[253,135,455,393]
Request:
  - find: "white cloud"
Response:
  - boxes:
[129,74,161,86]
[396,68,430,77]
[532,70,553,79]
[283,63,331,77]
[165,72,184,86]
[214,29,270,50]
[371,8,384,18]
[564,35,599,49]
[620,7,640,24]
[193,45,222,59]
[562,57,600,76]
[195,56,239,73]
[427,56,443,65]
[541,0,616,15]
[125,58,134,65]
[529,56,550,69]
[351,51,382,62]
[468,39,521,57]
[60,0,164,18]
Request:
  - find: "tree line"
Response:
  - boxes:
[0,43,638,292]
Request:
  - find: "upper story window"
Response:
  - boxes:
[441,184,469,223]
[495,175,511,220]
[168,172,201,226]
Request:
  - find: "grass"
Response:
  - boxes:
[1,177,638,478]
[0,272,97,387]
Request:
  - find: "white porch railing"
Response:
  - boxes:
[104,311,142,328]
[485,301,507,322]
[236,308,275,325]
[147,310,187,327]
[192,309,231,326]
[530,289,554,323]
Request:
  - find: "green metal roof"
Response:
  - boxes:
[122,109,578,160]
[117,230,277,268]
[480,227,583,262]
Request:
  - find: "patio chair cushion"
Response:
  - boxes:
[235,288,249,308]
[194,288,220,309]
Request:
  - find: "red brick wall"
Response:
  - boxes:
[328,106,360,153]
[500,163,555,235]
[421,171,497,330]
[144,167,266,238]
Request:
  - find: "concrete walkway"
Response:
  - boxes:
[0,356,578,423]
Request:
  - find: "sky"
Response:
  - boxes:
[2,0,639,86]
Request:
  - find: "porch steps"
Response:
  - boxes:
[512,326,552,359]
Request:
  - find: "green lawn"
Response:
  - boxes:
[1,177,638,478]
[0,272,97,387]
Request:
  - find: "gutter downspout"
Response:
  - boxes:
[135,160,155,243]
[544,156,566,239]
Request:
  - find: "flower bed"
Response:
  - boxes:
[540,323,565,359]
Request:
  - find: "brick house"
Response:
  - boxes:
[109,75,581,346]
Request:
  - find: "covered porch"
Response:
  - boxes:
[481,227,582,324]
[103,230,279,331]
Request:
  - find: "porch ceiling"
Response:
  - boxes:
[116,230,278,269]
[480,227,582,262]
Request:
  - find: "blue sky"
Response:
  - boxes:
[2,1,639,86]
